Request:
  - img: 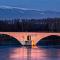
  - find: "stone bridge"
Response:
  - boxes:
[0,32,60,45]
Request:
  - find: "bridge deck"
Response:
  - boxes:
[0,32,60,45]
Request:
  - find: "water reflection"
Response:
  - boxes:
[26,46,31,60]
[0,46,60,60]
[0,47,13,60]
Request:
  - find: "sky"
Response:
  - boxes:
[0,0,60,11]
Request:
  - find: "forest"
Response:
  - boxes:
[0,18,60,32]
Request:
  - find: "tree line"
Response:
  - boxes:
[0,18,60,32]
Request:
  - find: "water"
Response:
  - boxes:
[0,46,60,60]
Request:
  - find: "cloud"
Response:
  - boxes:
[0,5,28,10]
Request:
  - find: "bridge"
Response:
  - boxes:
[0,32,60,45]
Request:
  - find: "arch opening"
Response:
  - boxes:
[0,34,22,47]
[36,35,60,46]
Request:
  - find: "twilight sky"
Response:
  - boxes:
[0,0,60,11]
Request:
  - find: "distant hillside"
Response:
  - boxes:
[0,6,60,19]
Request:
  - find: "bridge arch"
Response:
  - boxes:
[0,34,22,47]
[36,35,60,46]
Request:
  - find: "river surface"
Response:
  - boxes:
[0,46,60,60]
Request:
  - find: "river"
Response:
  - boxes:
[0,46,60,60]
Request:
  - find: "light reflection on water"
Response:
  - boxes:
[0,46,60,60]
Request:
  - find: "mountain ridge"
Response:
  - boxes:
[0,6,60,19]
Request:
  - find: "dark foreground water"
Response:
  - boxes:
[0,46,60,60]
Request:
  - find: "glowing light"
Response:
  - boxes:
[32,40,35,46]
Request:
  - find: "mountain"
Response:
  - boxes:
[0,6,60,19]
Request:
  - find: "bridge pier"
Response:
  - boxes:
[24,35,32,46]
